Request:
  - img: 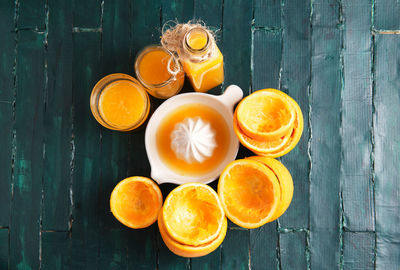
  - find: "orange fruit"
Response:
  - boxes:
[247,156,293,221]
[218,159,281,228]
[110,176,163,229]
[162,183,225,246]
[236,89,296,140]
[233,111,292,153]
[234,89,304,158]
[158,208,227,257]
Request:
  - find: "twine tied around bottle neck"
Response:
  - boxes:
[161,21,216,76]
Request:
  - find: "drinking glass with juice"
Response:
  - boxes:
[90,73,150,131]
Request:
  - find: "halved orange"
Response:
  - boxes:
[247,157,293,221]
[162,183,225,246]
[233,111,292,153]
[158,209,227,257]
[110,176,163,229]
[236,89,296,140]
[218,159,281,228]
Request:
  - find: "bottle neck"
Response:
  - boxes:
[183,27,212,59]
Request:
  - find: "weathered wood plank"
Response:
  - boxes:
[221,229,249,270]
[158,227,188,270]
[374,34,400,269]
[161,0,194,24]
[252,30,281,91]
[374,0,400,30]
[41,232,70,270]
[309,0,342,269]
[222,0,252,95]
[18,0,45,29]
[341,0,374,232]
[254,0,281,28]
[280,232,307,270]
[0,229,9,270]
[10,31,44,270]
[191,248,221,270]
[250,224,277,269]
[0,0,15,227]
[279,0,311,229]
[42,0,73,231]
[97,1,132,269]
[69,32,102,269]
[193,0,222,30]
[343,232,374,269]
[72,0,102,28]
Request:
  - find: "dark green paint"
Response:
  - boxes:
[309,0,342,269]
[10,31,44,270]
[72,0,102,28]
[280,232,307,270]
[374,34,400,269]
[0,0,15,227]
[254,0,281,28]
[250,223,278,269]
[0,229,9,269]
[161,0,194,24]
[374,0,400,30]
[18,0,45,30]
[42,0,73,231]
[279,0,311,229]
[221,229,249,270]
[343,232,375,269]
[42,232,70,270]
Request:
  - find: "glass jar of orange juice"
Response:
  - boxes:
[90,73,150,131]
[178,27,224,92]
[135,45,185,99]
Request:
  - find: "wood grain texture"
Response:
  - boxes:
[374,34,400,269]
[280,232,307,270]
[42,0,73,231]
[72,0,102,28]
[309,0,342,269]
[0,229,9,270]
[374,0,400,30]
[10,31,44,270]
[0,0,15,227]
[250,223,277,269]
[253,0,281,28]
[161,0,194,24]
[340,0,374,232]
[18,0,45,29]
[193,0,222,30]
[221,229,249,270]
[343,232,374,269]
[41,232,70,270]
[279,0,311,230]
[69,32,102,269]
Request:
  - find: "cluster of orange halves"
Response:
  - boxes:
[110,88,303,257]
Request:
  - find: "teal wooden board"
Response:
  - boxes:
[280,232,307,270]
[2,0,400,269]
[0,0,15,227]
[42,0,73,231]
[343,232,374,269]
[309,0,342,269]
[0,229,9,269]
[279,0,311,230]
[341,0,375,232]
[374,34,400,269]
[10,31,44,270]
[374,0,400,30]
[41,232,70,270]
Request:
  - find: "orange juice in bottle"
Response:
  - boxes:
[90,73,150,131]
[179,27,224,92]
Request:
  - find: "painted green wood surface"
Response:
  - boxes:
[1,0,400,269]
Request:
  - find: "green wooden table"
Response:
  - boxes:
[1,0,399,269]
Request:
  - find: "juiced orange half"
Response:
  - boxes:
[110,176,162,229]
[162,183,225,246]
[218,159,281,228]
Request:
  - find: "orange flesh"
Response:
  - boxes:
[156,103,230,176]
[163,186,224,245]
[221,164,276,223]
[111,179,162,228]
[138,49,174,85]
[99,80,147,129]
